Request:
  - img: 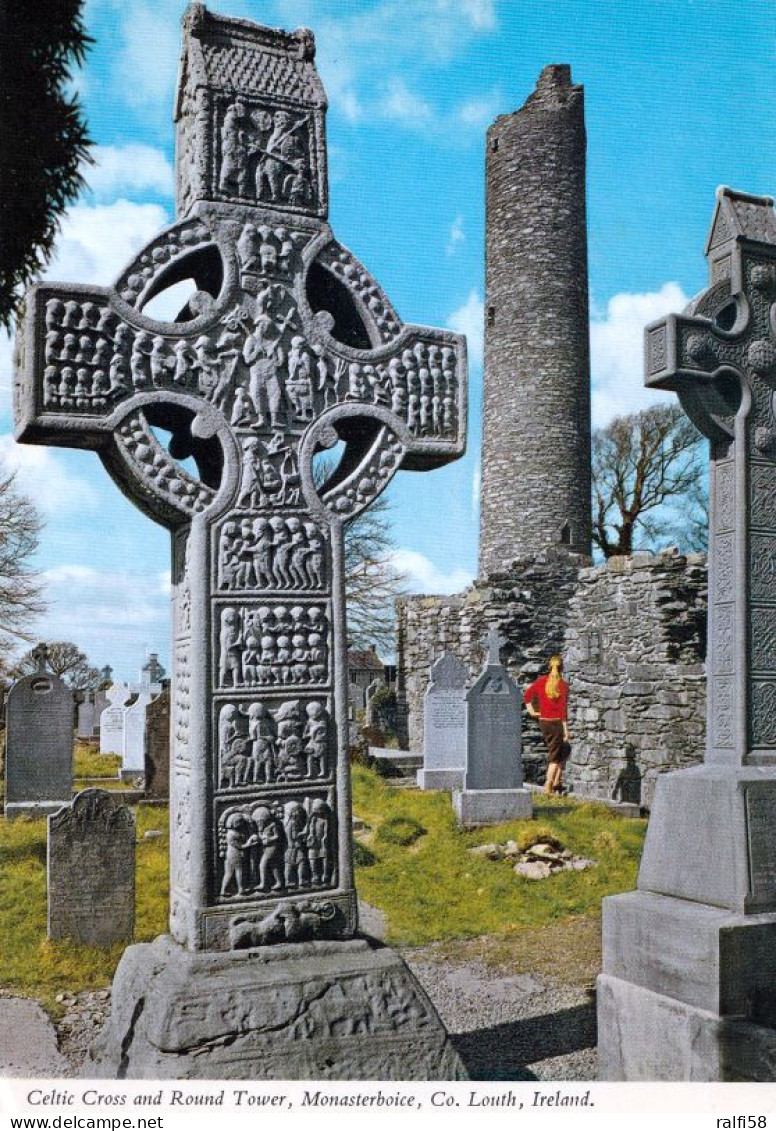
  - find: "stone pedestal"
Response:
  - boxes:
[85,934,467,1080]
[417,767,464,791]
[599,766,776,1080]
[453,787,533,827]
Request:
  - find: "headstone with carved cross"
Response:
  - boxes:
[17,4,467,1080]
[453,627,531,826]
[4,643,73,818]
[598,187,776,1081]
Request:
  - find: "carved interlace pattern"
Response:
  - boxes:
[751,681,776,745]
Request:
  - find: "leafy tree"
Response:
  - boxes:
[592,404,707,557]
[0,464,45,659]
[13,641,101,690]
[0,1,92,331]
[314,455,405,653]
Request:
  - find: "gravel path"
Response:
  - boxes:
[403,950,597,1080]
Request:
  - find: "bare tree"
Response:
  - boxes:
[592,404,707,557]
[0,465,45,659]
[314,455,405,653]
[12,640,101,690]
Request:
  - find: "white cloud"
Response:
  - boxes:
[112,1,181,117]
[393,548,473,595]
[0,434,99,515]
[81,144,174,201]
[591,282,688,427]
[456,90,502,130]
[29,564,172,679]
[381,77,433,125]
[447,289,484,369]
[471,460,481,519]
[446,215,465,256]
[44,200,170,287]
[455,0,499,29]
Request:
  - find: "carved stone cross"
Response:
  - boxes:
[15,4,467,952]
[646,187,776,766]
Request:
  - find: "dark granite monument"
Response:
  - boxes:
[4,644,73,819]
[48,789,135,946]
[144,685,170,801]
[453,629,532,826]
[15,4,467,1079]
[599,187,776,1080]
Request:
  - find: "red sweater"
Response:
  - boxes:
[523,674,568,721]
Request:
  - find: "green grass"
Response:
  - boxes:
[0,767,647,1008]
[72,746,121,779]
[0,805,168,1010]
[351,765,647,947]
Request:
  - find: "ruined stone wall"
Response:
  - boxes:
[480,64,591,574]
[396,551,583,773]
[397,550,708,803]
[565,551,707,810]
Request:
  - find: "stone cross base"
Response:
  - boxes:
[416,768,464,791]
[599,765,776,1080]
[5,800,70,820]
[84,935,467,1080]
[598,897,776,1080]
[452,788,533,827]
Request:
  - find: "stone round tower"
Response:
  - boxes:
[479,64,591,577]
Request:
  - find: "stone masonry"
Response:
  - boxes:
[398,548,708,804]
[479,64,591,574]
[564,550,707,810]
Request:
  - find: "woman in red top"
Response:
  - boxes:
[523,654,569,796]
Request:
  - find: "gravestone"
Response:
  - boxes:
[4,644,73,819]
[76,694,95,739]
[92,689,109,735]
[417,651,468,790]
[16,5,467,1080]
[364,678,385,728]
[121,689,157,779]
[48,788,135,946]
[99,684,131,756]
[599,188,776,1081]
[144,685,170,801]
[453,629,532,825]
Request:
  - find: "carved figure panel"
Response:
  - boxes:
[218,698,331,788]
[217,791,336,900]
[217,512,327,593]
[217,603,330,690]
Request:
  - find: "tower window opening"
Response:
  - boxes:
[487,306,496,327]
[559,521,572,546]
[491,137,499,152]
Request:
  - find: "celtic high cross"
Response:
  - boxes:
[15,4,467,950]
[646,188,776,781]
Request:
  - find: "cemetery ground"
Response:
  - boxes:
[0,753,646,1080]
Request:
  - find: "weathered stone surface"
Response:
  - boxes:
[599,188,776,1082]
[4,644,73,818]
[15,3,467,1080]
[48,788,135,946]
[453,631,532,826]
[85,935,466,1080]
[397,549,708,804]
[480,65,591,573]
[144,685,170,800]
[417,651,467,791]
[77,696,96,739]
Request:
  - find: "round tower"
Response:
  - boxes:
[479,64,592,576]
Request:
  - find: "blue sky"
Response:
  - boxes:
[2,0,776,678]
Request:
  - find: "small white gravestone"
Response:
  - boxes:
[417,652,468,791]
[121,690,156,778]
[99,684,131,755]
